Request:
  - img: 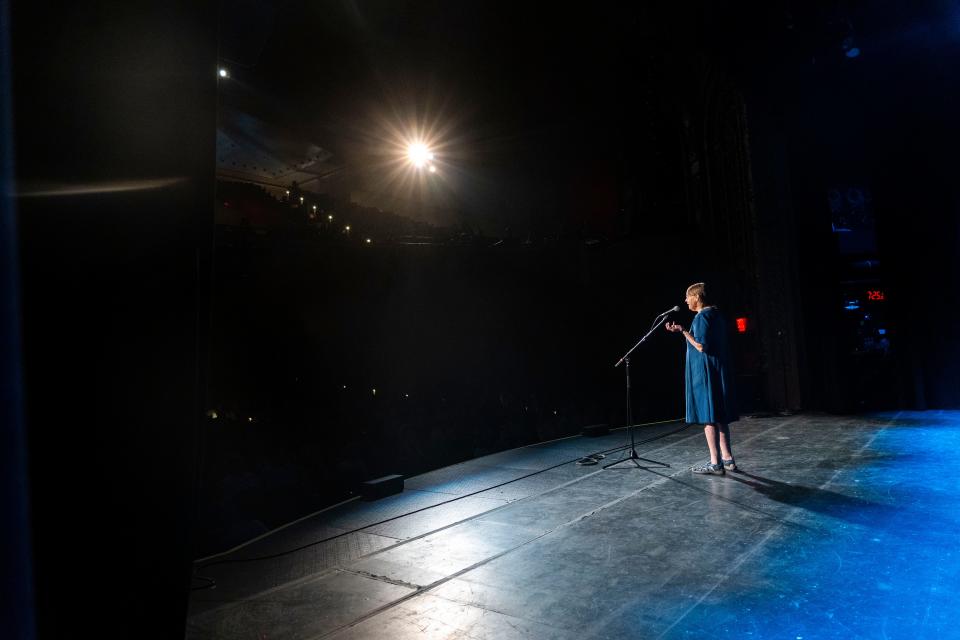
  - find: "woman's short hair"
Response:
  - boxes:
[686,282,708,305]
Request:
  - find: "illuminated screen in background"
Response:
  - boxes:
[841,287,889,355]
[829,186,877,255]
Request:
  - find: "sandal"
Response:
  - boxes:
[722,458,737,471]
[691,462,724,475]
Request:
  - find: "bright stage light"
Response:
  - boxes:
[328,214,333,221]
[407,143,432,168]
[429,165,437,173]
[219,68,229,78]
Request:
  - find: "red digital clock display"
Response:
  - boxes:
[866,290,885,301]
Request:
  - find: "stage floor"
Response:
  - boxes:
[187,411,960,639]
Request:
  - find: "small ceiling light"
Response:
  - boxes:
[219,68,229,78]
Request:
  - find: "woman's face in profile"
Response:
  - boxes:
[685,293,699,312]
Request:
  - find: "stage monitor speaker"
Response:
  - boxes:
[360,474,404,500]
[581,424,610,437]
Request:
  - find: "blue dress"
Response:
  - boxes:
[685,307,739,425]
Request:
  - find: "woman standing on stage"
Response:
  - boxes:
[665,282,739,475]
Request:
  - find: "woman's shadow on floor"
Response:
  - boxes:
[724,470,911,529]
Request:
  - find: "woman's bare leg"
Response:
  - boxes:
[718,423,733,461]
[703,423,720,465]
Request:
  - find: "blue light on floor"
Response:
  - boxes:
[669,411,960,639]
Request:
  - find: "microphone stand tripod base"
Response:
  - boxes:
[603,444,670,470]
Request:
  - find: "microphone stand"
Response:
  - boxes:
[604,312,673,470]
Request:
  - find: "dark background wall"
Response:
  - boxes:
[734,0,960,412]
[1,1,34,638]
[10,2,217,638]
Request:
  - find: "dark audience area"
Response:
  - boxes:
[197,201,706,554]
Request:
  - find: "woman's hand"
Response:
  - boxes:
[667,320,703,351]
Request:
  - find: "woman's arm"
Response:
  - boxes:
[681,329,703,352]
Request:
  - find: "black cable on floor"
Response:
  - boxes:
[191,418,690,590]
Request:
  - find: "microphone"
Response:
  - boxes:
[657,305,680,317]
